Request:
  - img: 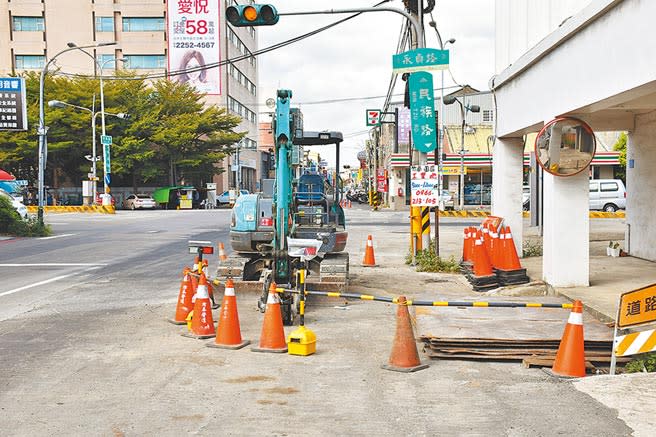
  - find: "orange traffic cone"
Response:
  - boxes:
[489,226,501,269]
[362,234,378,267]
[218,242,228,262]
[169,268,193,325]
[207,278,250,349]
[552,300,586,377]
[182,273,216,339]
[497,226,522,271]
[462,227,474,262]
[348,200,352,208]
[382,296,429,372]
[472,231,494,277]
[251,282,288,353]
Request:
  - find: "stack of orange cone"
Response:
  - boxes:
[382,296,429,372]
[489,226,501,269]
[552,300,586,377]
[207,278,249,349]
[251,282,288,353]
[466,230,499,292]
[362,234,377,267]
[182,273,216,339]
[495,226,530,285]
[170,268,193,325]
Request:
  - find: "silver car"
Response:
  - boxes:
[123,194,157,210]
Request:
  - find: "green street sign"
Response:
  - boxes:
[392,48,449,74]
[409,72,437,153]
[101,135,112,145]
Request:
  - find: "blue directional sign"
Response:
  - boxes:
[409,72,437,153]
[392,48,449,74]
[101,135,112,145]
[104,174,111,186]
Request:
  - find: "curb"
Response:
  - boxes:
[26,205,115,214]
[555,291,616,325]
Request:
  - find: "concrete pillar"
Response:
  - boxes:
[542,171,589,287]
[491,137,524,256]
[627,111,656,261]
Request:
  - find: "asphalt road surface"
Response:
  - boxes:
[0,210,634,435]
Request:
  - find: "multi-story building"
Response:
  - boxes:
[0,0,262,193]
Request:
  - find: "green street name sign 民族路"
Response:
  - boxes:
[409,71,437,153]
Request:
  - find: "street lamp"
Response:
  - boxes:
[443,94,480,210]
[66,43,125,204]
[47,99,128,202]
[37,41,116,223]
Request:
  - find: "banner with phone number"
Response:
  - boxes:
[168,0,221,95]
[410,165,439,206]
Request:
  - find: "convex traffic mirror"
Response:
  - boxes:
[534,117,596,177]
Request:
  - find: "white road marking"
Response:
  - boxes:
[0,266,101,298]
[38,233,76,240]
[0,263,107,267]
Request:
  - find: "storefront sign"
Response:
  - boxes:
[410,165,439,206]
[168,0,221,95]
[376,169,388,193]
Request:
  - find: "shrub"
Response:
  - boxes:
[523,239,543,257]
[624,352,656,373]
[406,243,461,273]
[0,196,51,237]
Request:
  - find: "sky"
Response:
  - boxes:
[257,0,495,167]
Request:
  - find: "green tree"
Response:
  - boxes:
[613,132,627,181]
[0,72,244,193]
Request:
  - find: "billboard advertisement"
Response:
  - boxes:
[0,77,27,131]
[167,0,222,95]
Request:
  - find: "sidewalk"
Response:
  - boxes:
[345,206,656,324]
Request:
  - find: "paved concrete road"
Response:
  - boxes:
[0,210,635,436]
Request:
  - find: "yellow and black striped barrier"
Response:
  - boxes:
[437,210,624,219]
[277,288,573,309]
[26,205,115,214]
[421,206,430,241]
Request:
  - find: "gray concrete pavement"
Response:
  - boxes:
[0,207,652,435]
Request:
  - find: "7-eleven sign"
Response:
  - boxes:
[366,109,381,126]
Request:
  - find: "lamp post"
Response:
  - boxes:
[37,41,116,223]
[443,94,480,210]
[66,44,125,203]
[47,100,128,202]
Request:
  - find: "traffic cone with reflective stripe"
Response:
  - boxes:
[201,259,218,309]
[169,268,193,325]
[552,300,586,377]
[252,282,288,353]
[207,278,250,350]
[472,231,494,277]
[497,226,522,271]
[182,273,216,339]
[489,227,501,269]
[218,242,228,262]
[382,296,428,372]
[362,234,378,267]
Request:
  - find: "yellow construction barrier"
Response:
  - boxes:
[438,211,624,219]
[26,205,115,214]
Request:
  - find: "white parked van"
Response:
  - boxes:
[589,179,626,212]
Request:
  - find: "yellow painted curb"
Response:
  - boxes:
[26,205,115,214]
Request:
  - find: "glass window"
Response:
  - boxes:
[95,16,114,32]
[99,54,116,69]
[122,17,165,32]
[600,182,618,192]
[589,183,598,192]
[15,55,45,70]
[12,16,44,32]
[124,55,165,69]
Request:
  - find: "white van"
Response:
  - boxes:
[589,179,626,212]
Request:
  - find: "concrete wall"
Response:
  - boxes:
[627,111,656,260]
